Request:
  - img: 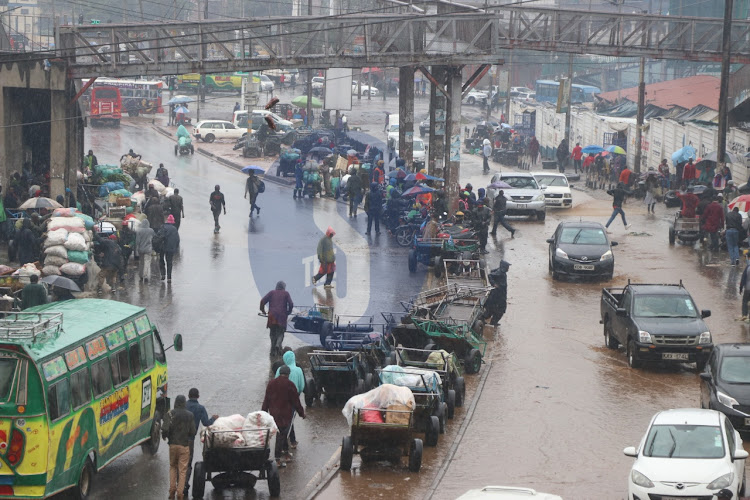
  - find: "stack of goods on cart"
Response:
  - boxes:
[120,156,153,190]
[130,179,174,209]
[7,263,40,292]
[380,365,443,391]
[40,208,95,287]
[342,384,415,425]
[201,412,278,449]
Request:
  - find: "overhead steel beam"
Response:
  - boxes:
[55,7,750,79]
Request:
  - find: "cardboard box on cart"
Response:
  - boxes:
[385,401,414,425]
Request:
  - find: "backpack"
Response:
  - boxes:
[258,180,266,193]
[152,230,165,253]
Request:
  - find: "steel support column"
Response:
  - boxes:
[445,66,462,213]
[428,66,446,177]
[399,66,415,169]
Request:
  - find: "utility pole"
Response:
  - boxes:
[634,56,646,174]
[504,50,512,123]
[564,54,573,143]
[305,0,312,124]
[717,0,734,174]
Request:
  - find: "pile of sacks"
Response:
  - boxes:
[41,208,95,278]
[131,179,173,207]
[120,156,153,181]
[342,384,415,426]
[202,411,278,449]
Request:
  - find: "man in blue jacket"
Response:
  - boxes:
[183,388,219,498]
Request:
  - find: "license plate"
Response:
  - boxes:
[662,353,689,360]
[573,264,595,271]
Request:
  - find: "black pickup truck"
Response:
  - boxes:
[600,282,712,370]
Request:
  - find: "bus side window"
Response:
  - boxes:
[153,330,166,364]
[140,335,155,372]
[48,378,71,421]
[110,349,130,387]
[91,358,113,398]
[71,367,91,410]
[129,342,141,378]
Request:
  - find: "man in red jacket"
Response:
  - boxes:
[701,196,725,250]
[570,143,583,173]
[262,365,305,467]
[676,186,700,218]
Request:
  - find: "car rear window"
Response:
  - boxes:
[0,358,16,401]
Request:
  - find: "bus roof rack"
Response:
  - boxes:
[0,312,63,341]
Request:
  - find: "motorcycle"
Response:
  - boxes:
[175,125,194,156]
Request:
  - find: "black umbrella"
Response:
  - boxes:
[41,275,81,292]
[309,147,332,155]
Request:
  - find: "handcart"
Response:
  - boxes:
[393,346,466,412]
[305,350,372,406]
[408,237,445,273]
[191,428,279,498]
[340,407,423,472]
[669,213,702,244]
[324,329,392,373]
[378,367,445,443]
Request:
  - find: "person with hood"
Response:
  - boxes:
[244,171,262,216]
[312,227,336,288]
[740,251,750,320]
[347,167,363,218]
[477,187,486,206]
[16,218,38,266]
[262,365,306,467]
[464,183,477,208]
[293,161,304,199]
[556,138,569,173]
[135,218,154,281]
[274,350,305,451]
[83,149,98,172]
[96,235,122,292]
[209,185,226,230]
[528,136,540,167]
[156,163,170,187]
[483,260,510,325]
[364,182,383,236]
[605,182,632,231]
[260,281,295,356]
[146,196,165,232]
[162,394,196,500]
[482,138,492,174]
[373,161,385,185]
[159,215,180,282]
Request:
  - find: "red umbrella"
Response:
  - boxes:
[415,172,427,181]
[729,195,750,212]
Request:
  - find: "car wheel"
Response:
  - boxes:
[204,133,215,143]
[71,457,94,500]
[627,340,642,369]
[669,227,676,245]
[604,320,619,349]
[467,97,475,105]
[695,358,708,372]
[536,211,546,221]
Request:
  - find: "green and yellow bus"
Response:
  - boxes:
[0,299,182,499]
[176,73,243,93]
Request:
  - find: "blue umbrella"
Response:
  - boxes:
[387,169,407,179]
[422,174,444,182]
[671,145,696,166]
[582,145,604,154]
[166,95,193,105]
[174,106,189,114]
[241,165,265,174]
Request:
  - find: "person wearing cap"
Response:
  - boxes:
[262,364,306,468]
[158,214,180,282]
[183,388,218,498]
[162,394,196,500]
[312,227,336,288]
[260,281,295,356]
[491,190,515,238]
[716,489,733,500]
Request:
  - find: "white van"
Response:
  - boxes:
[232,110,293,130]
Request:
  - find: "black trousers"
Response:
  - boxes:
[314,271,334,285]
[492,211,514,234]
[212,209,221,228]
[743,290,750,317]
[159,252,174,279]
[275,426,289,459]
[349,196,358,216]
[478,228,488,250]
[367,212,381,234]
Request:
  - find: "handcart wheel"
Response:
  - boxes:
[364,373,375,391]
[355,378,366,394]
[434,257,443,278]
[340,436,354,471]
[436,402,446,433]
[384,352,397,367]
[454,377,466,407]
[304,378,316,407]
[319,321,333,348]
[424,343,436,351]
[408,439,423,472]
[446,390,456,419]
[267,461,281,497]
[408,249,418,273]
[464,349,482,374]
[192,461,206,499]
[425,416,440,446]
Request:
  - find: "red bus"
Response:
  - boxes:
[90,86,122,127]
[94,78,164,117]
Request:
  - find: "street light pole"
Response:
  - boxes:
[717,0,734,173]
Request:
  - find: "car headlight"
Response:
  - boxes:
[555,248,568,259]
[600,250,613,261]
[564,193,572,198]
[638,331,652,343]
[631,469,654,488]
[534,194,545,201]
[717,390,739,408]
[699,331,712,344]
[707,471,734,489]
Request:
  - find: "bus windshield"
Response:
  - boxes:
[0,358,16,401]
[94,89,118,99]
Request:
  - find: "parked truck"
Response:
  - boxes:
[600,282,712,370]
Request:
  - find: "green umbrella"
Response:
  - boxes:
[291,95,323,109]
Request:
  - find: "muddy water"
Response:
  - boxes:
[317,193,750,500]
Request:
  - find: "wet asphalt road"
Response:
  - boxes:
[79,115,750,500]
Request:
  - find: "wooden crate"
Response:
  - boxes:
[385,403,413,425]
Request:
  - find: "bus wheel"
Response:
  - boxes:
[141,411,161,455]
[72,458,94,499]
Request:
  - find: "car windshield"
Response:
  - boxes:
[720,356,750,383]
[559,228,607,245]
[503,176,539,189]
[0,358,16,401]
[536,176,569,187]
[389,125,399,132]
[632,295,699,318]
[413,141,425,152]
[643,424,724,459]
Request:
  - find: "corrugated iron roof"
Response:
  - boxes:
[597,75,720,112]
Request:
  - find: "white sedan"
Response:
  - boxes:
[625,408,748,499]
[193,120,248,143]
[351,81,379,96]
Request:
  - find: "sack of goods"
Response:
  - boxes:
[202,414,246,448]
[342,384,416,427]
[241,411,278,448]
[41,209,95,278]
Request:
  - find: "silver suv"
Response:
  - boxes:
[486,172,546,221]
